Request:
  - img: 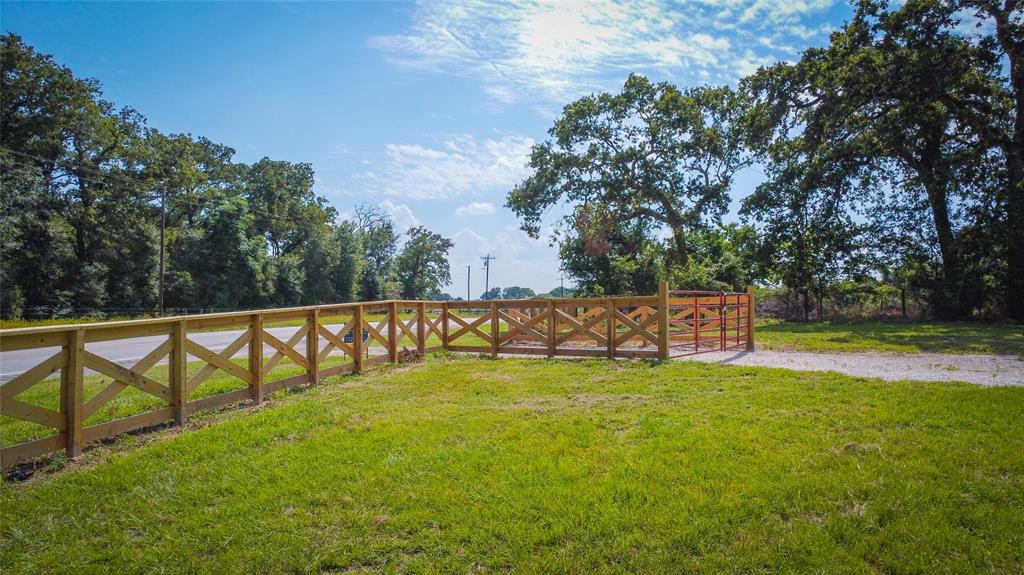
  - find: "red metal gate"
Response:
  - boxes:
[666,290,752,357]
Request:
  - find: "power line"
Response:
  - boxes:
[481,254,495,297]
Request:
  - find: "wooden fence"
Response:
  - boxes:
[0,282,753,467]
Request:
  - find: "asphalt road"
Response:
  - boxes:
[0,323,406,384]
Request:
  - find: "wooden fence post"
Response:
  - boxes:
[657,280,669,361]
[491,302,499,358]
[250,313,264,403]
[172,319,187,425]
[547,301,556,358]
[441,302,449,350]
[64,328,85,458]
[388,301,398,363]
[746,285,756,351]
[606,298,615,359]
[417,301,426,354]
[307,308,320,385]
[353,305,364,373]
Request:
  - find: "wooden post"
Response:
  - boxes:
[719,292,726,351]
[416,301,426,354]
[307,308,320,385]
[250,313,264,403]
[64,328,85,458]
[491,302,499,358]
[746,284,756,351]
[388,301,398,362]
[441,302,450,350]
[733,294,740,347]
[657,280,669,361]
[547,300,556,358]
[353,305,364,373]
[606,298,615,359]
[695,295,701,352]
[172,320,187,425]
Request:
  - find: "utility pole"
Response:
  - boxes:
[481,254,495,298]
[158,187,167,315]
[466,265,471,301]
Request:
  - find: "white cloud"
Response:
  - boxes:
[455,202,497,217]
[356,133,534,200]
[450,228,495,261]
[735,0,836,25]
[368,0,838,104]
[378,199,420,231]
[733,49,780,77]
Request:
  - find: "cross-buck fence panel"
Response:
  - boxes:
[0,283,753,467]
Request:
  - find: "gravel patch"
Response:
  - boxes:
[676,349,1024,387]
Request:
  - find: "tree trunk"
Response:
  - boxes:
[917,148,964,319]
[924,182,962,319]
[1002,147,1024,320]
[669,227,689,267]
[73,173,94,264]
[901,287,907,318]
[987,1,1024,320]
[656,197,690,267]
[802,289,810,322]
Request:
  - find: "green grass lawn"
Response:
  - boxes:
[2,356,1022,574]
[757,319,1024,355]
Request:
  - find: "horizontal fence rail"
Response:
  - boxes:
[0,282,754,467]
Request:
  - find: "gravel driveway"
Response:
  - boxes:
[677,349,1024,387]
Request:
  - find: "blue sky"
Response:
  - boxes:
[2,0,852,296]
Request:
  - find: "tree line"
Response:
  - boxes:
[0,34,453,319]
[508,0,1024,321]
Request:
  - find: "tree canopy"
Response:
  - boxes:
[507,75,757,269]
[508,0,1024,320]
[0,33,453,318]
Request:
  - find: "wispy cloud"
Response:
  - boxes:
[455,202,497,217]
[355,133,534,200]
[369,0,839,104]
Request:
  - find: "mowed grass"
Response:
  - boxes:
[2,357,1023,574]
[757,319,1024,356]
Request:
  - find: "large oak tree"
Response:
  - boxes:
[507,74,758,268]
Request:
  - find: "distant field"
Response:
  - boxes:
[0,311,424,330]
[757,320,1024,356]
[2,356,1022,573]
[0,316,146,329]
